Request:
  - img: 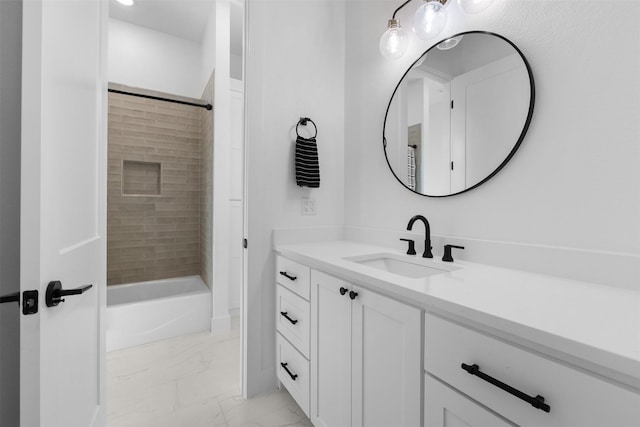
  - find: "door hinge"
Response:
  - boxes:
[22,290,39,315]
[243,238,248,249]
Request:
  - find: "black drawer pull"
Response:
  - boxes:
[280,362,298,381]
[461,363,551,413]
[279,271,297,281]
[280,311,298,325]
[339,287,348,296]
[349,290,358,300]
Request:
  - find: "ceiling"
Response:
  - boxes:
[109,0,244,55]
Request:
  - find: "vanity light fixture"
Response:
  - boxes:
[458,0,494,14]
[379,18,410,60]
[379,0,493,60]
[116,0,134,6]
[437,35,463,50]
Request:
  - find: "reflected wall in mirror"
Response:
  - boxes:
[383,31,535,197]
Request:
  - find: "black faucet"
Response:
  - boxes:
[406,215,433,258]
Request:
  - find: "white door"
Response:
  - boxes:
[311,270,352,427]
[229,79,244,311]
[20,1,107,426]
[351,287,421,427]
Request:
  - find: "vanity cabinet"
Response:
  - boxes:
[425,374,514,427]
[311,270,422,427]
[424,313,640,427]
[276,257,311,416]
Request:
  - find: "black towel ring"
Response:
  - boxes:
[296,117,317,139]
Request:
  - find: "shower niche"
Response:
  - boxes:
[122,160,162,196]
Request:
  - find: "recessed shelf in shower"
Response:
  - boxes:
[122,160,161,196]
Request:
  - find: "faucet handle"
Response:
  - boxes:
[400,238,416,255]
[442,244,465,262]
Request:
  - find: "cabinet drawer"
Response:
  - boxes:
[425,313,640,427]
[277,332,310,417]
[276,256,310,300]
[277,285,310,358]
[425,374,515,427]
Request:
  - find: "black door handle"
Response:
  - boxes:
[45,281,93,307]
[339,287,348,296]
[280,362,298,381]
[461,363,551,413]
[349,290,358,300]
[0,292,19,304]
[279,271,297,281]
[280,311,298,325]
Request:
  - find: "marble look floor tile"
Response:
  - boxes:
[176,358,240,407]
[221,389,312,427]
[107,316,311,427]
[107,381,180,427]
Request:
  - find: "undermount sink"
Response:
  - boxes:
[344,253,458,279]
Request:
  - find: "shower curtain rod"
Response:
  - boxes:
[108,88,213,110]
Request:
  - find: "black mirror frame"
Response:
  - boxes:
[382,31,536,198]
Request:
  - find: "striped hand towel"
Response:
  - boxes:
[295,135,320,188]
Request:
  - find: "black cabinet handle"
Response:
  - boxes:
[279,271,297,281]
[461,363,551,413]
[45,281,93,307]
[349,290,358,300]
[280,362,298,381]
[339,287,348,296]
[0,292,19,304]
[280,311,298,325]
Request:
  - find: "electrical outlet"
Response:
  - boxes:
[301,197,317,216]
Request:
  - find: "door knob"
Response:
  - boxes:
[339,287,348,296]
[45,281,93,307]
[349,290,358,300]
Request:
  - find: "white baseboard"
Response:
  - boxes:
[211,314,231,335]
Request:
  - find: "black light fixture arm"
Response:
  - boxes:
[392,0,414,18]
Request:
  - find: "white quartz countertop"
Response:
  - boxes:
[275,240,640,387]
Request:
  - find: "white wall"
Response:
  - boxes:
[245,0,346,396]
[108,18,203,98]
[0,1,22,425]
[201,7,217,95]
[344,0,640,289]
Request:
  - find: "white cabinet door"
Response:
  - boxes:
[20,1,107,426]
[351,286,422,427]
[425,375,514,427]
[311,270,352,427]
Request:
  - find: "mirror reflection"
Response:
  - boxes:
[383,31,534,197]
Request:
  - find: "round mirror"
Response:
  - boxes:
[383,31,535,197]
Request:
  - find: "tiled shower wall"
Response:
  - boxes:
[107,84,204,286]
[200,73,214,288]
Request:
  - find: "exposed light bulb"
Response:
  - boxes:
[379,19,409,60]
[116,0,134,6]
[458,0,493,14]
[413,0,448,40]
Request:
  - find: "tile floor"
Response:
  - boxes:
[107,317,312,427]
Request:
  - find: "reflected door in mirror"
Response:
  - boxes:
[383,32,535,197]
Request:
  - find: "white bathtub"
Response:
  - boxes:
[106,276,211,352]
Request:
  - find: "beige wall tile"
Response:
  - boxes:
[107,86,206,286]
